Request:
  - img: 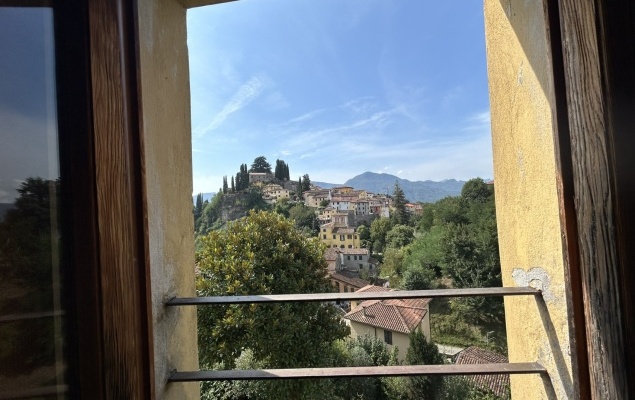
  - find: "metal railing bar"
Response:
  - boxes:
[0,310,65,323]
[0,385,68,400]
[168,362,546,382]
[167,286,540,306]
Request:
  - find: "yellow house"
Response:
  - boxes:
[329,271,369,293]
[344,285,431,363]
[262,183,290,204]
[319,222,360,249]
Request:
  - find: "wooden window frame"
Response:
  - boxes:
[53,0,154,398]
[21,0,634,397]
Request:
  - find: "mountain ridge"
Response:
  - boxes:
[315,172,467,203]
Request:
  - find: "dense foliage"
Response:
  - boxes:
[375,178,505,352]
[250,156,272,173]
[196,211,349,398]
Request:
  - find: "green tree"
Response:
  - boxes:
[193,193,203,224]
[196,192,224,236]
[194,193,204,227]
[272,197,292,217]
[250,156,272,173]
[418,205,434,232]
[391,181,408,225]
[222,176,228,194]
[370,217,392,253]
[405,330,445,399]
[385,224,415,249]
[461,177,493,204]
[230,176,235,192]
[196,211,349,372]
[380,247,406,288]
[235,163,249,191]
[302,173,311,192]
[288,203,318,235]
[274,159,290,181]
[357,223,372,250]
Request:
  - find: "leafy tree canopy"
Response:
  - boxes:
[250,156,272,173]
[391,181,409,225]
[386,224,415,249]
[196,211,349,371]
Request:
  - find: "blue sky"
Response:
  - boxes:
[188,0,492,194]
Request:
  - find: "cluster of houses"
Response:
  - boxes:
[250,173,508,396]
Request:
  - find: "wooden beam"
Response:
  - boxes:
[87,0,153,398]
[557,0,630,397]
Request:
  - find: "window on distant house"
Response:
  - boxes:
[347,256,350,260]
[384,330,393,345]
[348,245,353,248]
[333,235,336,239]
[347,235,352,239]
[323,235,326,239]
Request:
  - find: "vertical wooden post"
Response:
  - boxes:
[87,0,154,398]
[557,0,631,397]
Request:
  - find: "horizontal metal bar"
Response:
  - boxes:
[0,385,68,400]
[0,310,65,323]
[168,362,546,382]
[167,286,540,306]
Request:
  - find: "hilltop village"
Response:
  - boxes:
[193,157,508,399]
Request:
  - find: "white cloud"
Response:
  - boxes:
[195,73,271,137]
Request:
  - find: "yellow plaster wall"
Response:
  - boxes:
[348,321,411,363]
[484,0,576,398]
[138,0,200,398]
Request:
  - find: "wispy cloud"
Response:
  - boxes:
[195,73,270,137]
[462,110,491,131]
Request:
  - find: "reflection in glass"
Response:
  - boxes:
[0,7,67,398]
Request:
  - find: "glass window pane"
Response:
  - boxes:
[0,7,67,398]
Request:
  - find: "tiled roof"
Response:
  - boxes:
[330,271,369,288]
[356,285,390,293]
[344,293,430,334]
[455,347,510,398]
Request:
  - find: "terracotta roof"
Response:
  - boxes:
[356,285,390,293]
[344,293,430,334]
[330,271,369,288]
[455,347,510,398]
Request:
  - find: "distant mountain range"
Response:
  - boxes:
[314,172,466,203]
[192,192,216,204]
